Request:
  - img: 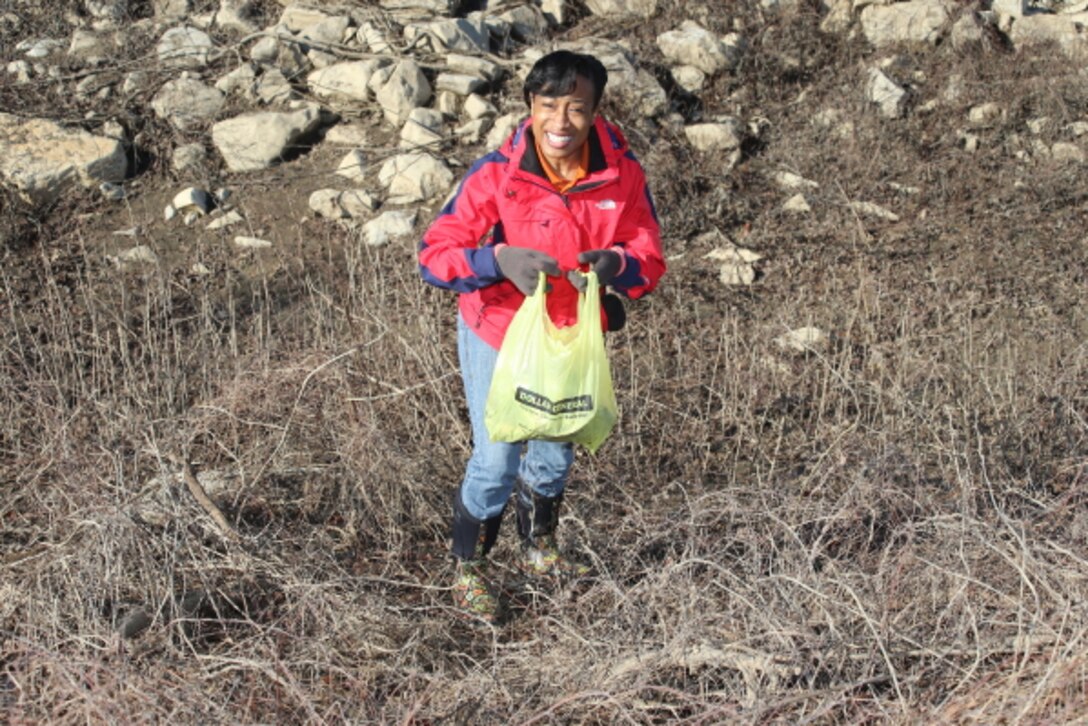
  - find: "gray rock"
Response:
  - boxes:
[307,60,387,103]
[255,68,296,104]
[215,63,258,97]
[152,78,225,130]
[335,149,368,183]
[400,108,446,149]
[859,1,950,48]
[404,17,489,53]
[378,152,454,204]
[171,143,206,175]
[376,60,432,126]
[585,0,658,17]
[215,0,261,34]
[867,68,908,119]
[211,106,328,172]
[447,54,501,82]
[0,113,127,204]
[1008,13,1088,58]
[497,5,549,41]
[685,119,745,151]
[657,21,741,75]
[363,209,418,246]
[435,73,486,96]
[157,26,215,69]
[463,94,497,120]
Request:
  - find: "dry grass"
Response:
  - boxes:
[2,1,1088,723]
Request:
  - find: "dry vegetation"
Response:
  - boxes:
[2,0,1088,723]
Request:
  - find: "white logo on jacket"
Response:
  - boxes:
[596,199,617,210]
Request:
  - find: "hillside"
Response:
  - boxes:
[2,0,1087,722]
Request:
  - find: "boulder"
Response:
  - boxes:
[435,73,486,96]
[0,113,127,204]
[403,17,489,53]
[156,26,215,69]
[585,0,658,18]
[363,209,418,246]
[867,68,908,119]
[307,60,387,103]
[151,78,225,130]
[684,119,745,151]
[463,94,497,120]
[657,21,741,75]
[447,54,502,82]
[859,1,951,48]
[376,60,432,126]
[211,106,328,172]
[400,108,446,149]
[378,153,454,203]
[1008,13,1088,59]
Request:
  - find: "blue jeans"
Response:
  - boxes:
[457,314,574,521]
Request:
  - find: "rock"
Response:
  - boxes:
[0,113,127,205]
[7,60,32,84]
[214,0,260,33]
[773,171,819,190]
[967,102,1003,128]
[215,63,258,96]
[783,193,812,213]
[455,118,490,144]
[867,69,908,119]
[307,60,387,103]
[705,245,762,286]
[849,200,899,221]
[672,65,707,94]
[859,1,950,48]
[324,124,369,146]
[356,22,393,54]
[684,119,745,151]
[585,0,658,17]
[363,209,418,246]
[154,0,191,19]
[485,112,521,149]
[657,21,741,75]
[99,181,124,200]
[172,187,211,216]
[1051,142,1085,163]
[435,73,486,96]
[821,0,854,34]
[171,143,206,174]
[249,32,308,79]
[151,78,225,130]
[949,11,987,49]
[400,107,445,150]
[206,210,244,230]
[340,189,377,218]
[378,153,454,204]
[992,0,1027,16]
[463,94,497,120]
[376,60,432,126]
[85,0,127,22]
[255,68,296,104]
[1008,14,1088,59]
[404,17,489,53]
[436,91,461,117]
[122,70,153,96]
[156,26,215,69]
[212,106,328,172]
[19,38,65,59]
[775,326,828,353]
[234,236,272,249]
[114,245,159,266]
[335,150,367,183]
[310,189,345,218]
[540,0,565,25]
[497,5,549,41]
[68,29,113,64]
[278,6,336,33]
[447,54,502,82]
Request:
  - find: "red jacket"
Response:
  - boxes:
[419,116,665,349]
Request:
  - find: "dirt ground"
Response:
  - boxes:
[2,1,1088,723]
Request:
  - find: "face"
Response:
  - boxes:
[529,74,597,167]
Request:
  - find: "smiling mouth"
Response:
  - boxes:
[546,132,574,147]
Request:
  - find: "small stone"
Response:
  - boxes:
[164,204,177,221]
[116,245,158,265]
[848,200,899,222]
[172,187,211,215]
[99,181,124,200]
[783,194,811,214]
[206,210,244,230]
[775,326,828,353]
[234,236,272,249]
[336,149,367,183]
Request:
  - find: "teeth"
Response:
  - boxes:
[547,132,573,144]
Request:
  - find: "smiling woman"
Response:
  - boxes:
[417,50,666,624]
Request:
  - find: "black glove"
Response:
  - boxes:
[495,245,560,296]
[566,249,624,292]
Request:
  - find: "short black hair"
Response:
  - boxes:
[522,50,608,110]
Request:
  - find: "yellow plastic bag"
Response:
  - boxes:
[484,271,618,453]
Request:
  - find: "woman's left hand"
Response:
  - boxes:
[567,249,623,291]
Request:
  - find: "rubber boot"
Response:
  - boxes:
[514,478,589,577]
[450,492,502,623]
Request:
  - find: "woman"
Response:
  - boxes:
[419,50,666,622]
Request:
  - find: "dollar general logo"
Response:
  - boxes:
[515,387,593,416]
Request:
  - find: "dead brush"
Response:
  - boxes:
[2,2,1088,724]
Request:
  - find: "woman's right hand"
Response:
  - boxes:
[495,245,560,296]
